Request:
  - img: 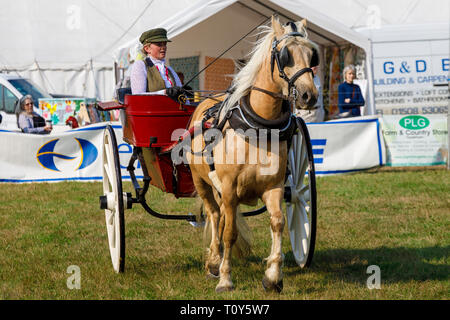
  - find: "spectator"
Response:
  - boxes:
[296,65,325,122]
[338,64,365,117]
[17,95,51,134]
[130,28,185,102]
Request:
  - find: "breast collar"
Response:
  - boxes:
[204,94,296,142]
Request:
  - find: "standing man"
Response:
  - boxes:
[130,28,185,101]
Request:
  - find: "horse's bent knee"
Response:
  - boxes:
[270,212,285,231]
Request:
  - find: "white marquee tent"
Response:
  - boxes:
[113,0,376,114]
[2,0,446,112]
[0,0,197,100]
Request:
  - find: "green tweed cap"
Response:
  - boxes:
[139,28,171,45]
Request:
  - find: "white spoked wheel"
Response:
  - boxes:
[102,125,125,273]
[285,118,317,268]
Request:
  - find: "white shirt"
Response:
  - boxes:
[130,56,182,95]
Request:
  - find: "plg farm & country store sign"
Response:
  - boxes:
[381,114,448,166]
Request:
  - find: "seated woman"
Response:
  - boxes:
[17,95,52,134]
[338,65,365,117]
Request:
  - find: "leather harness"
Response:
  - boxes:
[178,29,316,195]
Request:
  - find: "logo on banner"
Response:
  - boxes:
[311,139,327,164]
[399,115,430,130]
[37,138,98,172]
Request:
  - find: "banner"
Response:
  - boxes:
[1,118,386,182]
[373,54,449,115]
[0,122,142,183]
[307,116,386,175]
[380,115,448,166]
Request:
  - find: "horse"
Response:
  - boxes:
[187,16,318,293]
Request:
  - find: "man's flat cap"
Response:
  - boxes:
[139,28,171,45]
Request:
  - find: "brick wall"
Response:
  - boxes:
[204,56,236,91]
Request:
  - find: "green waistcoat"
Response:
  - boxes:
[144,57,177,92]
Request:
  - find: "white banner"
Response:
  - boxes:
[373,55,449,115]
[0,122,142,183]
[1,118,387,183]
[306,116,386,175]
[380,114,448,166]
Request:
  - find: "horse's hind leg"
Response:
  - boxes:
[262,187,285,293]
[216,189,238,292]
[196,179,222,278]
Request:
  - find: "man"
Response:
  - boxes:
[130,28,184,101]
[296,65,325,122]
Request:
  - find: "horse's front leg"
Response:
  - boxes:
[262,187,285,292]
[216,188,238,293]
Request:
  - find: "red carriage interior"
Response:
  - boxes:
[122,95,196,148]
[111,95,197,198]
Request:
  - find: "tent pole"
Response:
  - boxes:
[365,40,376,115]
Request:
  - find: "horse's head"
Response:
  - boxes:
[270,16,319,110]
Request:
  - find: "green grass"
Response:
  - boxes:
[0,167,448,300]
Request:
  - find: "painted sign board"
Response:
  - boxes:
[381,115,448,166]
[38,98,96,125]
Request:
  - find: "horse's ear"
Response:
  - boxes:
[271,16,284,36]
[299,19,307,29]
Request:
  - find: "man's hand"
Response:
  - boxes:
[166,86,185,102]
[345,98,351,103]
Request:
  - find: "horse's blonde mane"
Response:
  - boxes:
[222,25,274,112]
[222,21,314,113]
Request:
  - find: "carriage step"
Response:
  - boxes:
[100,192,133,210]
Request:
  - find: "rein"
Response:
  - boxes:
[183,16,272,89]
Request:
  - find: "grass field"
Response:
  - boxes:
[0,167,448,300]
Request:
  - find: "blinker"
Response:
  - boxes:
[279,46,290,69]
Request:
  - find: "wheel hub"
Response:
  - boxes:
[284,180,301,204]
[100,192,116,211]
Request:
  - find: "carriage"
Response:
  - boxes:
[97,17,318,292]
[98,94,317,274]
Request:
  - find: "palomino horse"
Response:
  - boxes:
[187,16,318,292]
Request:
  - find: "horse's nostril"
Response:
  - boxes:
[308,95,317,107]
[302,92,309,101]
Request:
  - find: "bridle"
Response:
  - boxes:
[253,22,318,105]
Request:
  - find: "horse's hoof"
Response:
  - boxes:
[262,276,283,293]
[206,271,220,279]
[215,284,234,293]
[206,265,220,278]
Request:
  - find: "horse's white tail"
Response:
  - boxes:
[203,207,252,259]
[233,207,253,258]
